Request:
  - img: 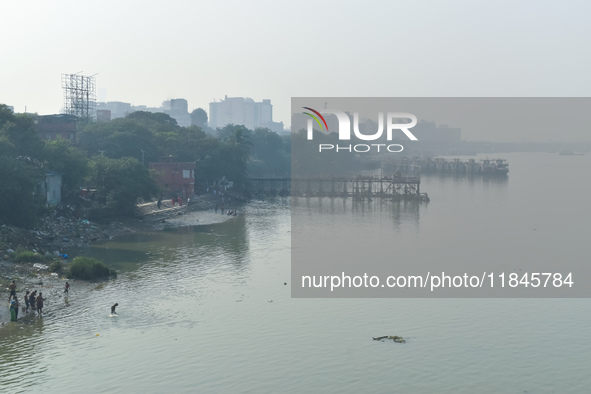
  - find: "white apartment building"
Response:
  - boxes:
[209,96,284,132]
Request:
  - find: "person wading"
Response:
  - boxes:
[36,292,45,316]
[29,291,37,312]
[8,280,16,301]
[24,290,30,313]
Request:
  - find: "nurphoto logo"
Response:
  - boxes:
[302,107,418,153]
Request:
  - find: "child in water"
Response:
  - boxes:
[111,303,118,314]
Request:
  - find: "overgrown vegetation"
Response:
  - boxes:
[13,248,47,263]
[67,256,117,280]
[48,259,63,273]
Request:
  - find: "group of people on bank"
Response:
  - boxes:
[7,280,67,321]
[6,280,119,323]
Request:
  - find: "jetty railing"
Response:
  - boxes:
[246,176,429,201]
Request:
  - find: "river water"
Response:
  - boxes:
[1,152,590,393]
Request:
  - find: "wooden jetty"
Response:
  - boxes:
[247,176,429,201]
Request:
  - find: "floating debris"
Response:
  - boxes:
[372,335,406,343]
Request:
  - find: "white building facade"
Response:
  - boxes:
[209,96,284,132]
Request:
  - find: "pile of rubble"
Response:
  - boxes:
[1,209,140,261]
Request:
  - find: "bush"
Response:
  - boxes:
[67,256,117,280]
[48,259,63,273]
[14,249,45,263]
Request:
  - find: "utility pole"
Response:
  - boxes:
[140,149,145,166]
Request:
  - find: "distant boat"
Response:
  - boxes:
[559,150,585,156]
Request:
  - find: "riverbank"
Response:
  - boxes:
[0,200,180,325]
[0,266,91,326]
[1,194,244,325]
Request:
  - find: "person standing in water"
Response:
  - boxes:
[29,291,37,311]
[111,303,118,314]
[36,292,45,316]
[24,290,30,312]
[12,296,20,320]
[64,282,70,295]
[9,300,17,321]
[8,280,16,301]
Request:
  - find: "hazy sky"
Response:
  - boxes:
[2,0,590,142]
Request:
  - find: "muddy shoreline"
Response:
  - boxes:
[0,200,188,325]
[1,195,240,325]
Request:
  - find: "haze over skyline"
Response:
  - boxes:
[2,0,590,142]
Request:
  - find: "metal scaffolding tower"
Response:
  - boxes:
[62,73,96,122]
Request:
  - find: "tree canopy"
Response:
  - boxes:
[88,156,158,217]
[0,103,292,226]
[190,108,208,128]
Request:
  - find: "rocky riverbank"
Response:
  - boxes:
[0,200,186,323]
[1,194,236,325]
[0,265,89,326]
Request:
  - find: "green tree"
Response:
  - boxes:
[248,128,290,176]
[0,110,43,158]
[0,105,46,226]
[126,111,179,129]
[79,118,160,164]
[88,156,158,217]
[0,156,45,227]
[0,104,15,129]
[190,108,208,128]
[219,125,251,185]
[42,138,89,196]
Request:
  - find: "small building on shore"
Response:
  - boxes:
[149,157,196,199]
[36,171,62,206]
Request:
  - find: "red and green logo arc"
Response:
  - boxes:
[302,107,329,132]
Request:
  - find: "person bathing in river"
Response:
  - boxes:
[64,281,70,295]
[36,292,45,316]
[111,303,118,314]
[24,290,30,312]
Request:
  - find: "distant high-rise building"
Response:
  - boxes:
[131,104,161,114]
[96,101,132,119]
[162,99,191,127]
[96,99,191,126]
[209,96,284,132]
[96,109,111,122]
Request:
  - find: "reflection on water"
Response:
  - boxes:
[294,196,422,234]
[1,154,590,392]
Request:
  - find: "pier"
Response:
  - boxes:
[382,157,509,175]
[246,176,429,201]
